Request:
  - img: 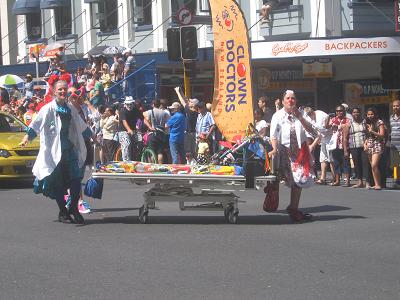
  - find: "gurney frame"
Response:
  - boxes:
[92,173,276,224]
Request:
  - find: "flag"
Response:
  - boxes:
[209,0,254,141]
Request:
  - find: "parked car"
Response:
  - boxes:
[0,111,39,179]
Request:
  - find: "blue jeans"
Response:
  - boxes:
[169,141,186,164]
[332,148,350,175]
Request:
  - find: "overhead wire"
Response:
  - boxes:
[315,0,321,37]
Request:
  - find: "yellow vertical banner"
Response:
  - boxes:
[209,0,254,141]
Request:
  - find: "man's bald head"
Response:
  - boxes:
[393,99,400,115]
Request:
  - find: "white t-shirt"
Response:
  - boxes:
[256,120,268,133]
[314,110,328,129]
[304,110,331,142]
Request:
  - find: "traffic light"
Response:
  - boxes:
[381,56,400,90]
[167,27,181,61]
[180,26,198,60]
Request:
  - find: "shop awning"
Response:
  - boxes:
[40,0,70,9]
[84,0,103,3]
[252,36,400,59]
[12,0,41,15]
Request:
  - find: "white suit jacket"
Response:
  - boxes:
[29,100,88,180]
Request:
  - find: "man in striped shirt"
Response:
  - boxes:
[390,100,400,186]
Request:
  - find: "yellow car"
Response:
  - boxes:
[0,111,39,179]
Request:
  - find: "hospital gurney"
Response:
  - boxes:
[91,172,276,224]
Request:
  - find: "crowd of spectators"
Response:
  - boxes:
[252,95,400,190]
[302,102,400,190]
[0,52,399,190]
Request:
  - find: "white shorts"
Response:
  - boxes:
[319,143,332,163]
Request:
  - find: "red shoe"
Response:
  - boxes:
[286,207,312,222]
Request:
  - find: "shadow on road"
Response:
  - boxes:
[91,207,139,213]
[83,213,366,226]
[0,179,33,190]
[275,205,352,215]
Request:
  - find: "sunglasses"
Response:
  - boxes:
[336,110,344,112]
[67,90,81,98]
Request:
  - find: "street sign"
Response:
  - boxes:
[396,0,400,31]
[177,7,193,26]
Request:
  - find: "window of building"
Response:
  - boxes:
[263,0,293,9]
[200,0,209,12]
[90,0,119,33]
[351,0,392,2]
[132,0,152,27]
[54,6,72,37]
[26,13,42,41]
[171,0,197,14]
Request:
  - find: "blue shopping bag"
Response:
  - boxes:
[84,178,104,199]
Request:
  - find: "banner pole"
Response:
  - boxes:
[183,62,191,98]
[34,45,40,83]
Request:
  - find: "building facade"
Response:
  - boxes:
[0,0,399,115]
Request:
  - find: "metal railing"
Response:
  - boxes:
[107,59,156,102]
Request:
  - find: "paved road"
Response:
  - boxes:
[0,177,399,300]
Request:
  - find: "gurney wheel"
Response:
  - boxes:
[138,206,149,224]
[228,208,238,224]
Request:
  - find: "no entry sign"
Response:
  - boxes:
[177,7,193,26]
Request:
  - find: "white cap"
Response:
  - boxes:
[341,103,349,109]
[124,96,135,104]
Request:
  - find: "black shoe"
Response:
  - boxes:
[58,211,74,223]
[68,209,85,225]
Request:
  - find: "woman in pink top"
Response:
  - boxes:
[327,105,351,186]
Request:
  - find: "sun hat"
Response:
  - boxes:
[124,96,135,104]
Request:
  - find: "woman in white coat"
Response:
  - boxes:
[20,80,92,224]
[268,90,317,222]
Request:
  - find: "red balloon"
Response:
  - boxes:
[237,63,246,77]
